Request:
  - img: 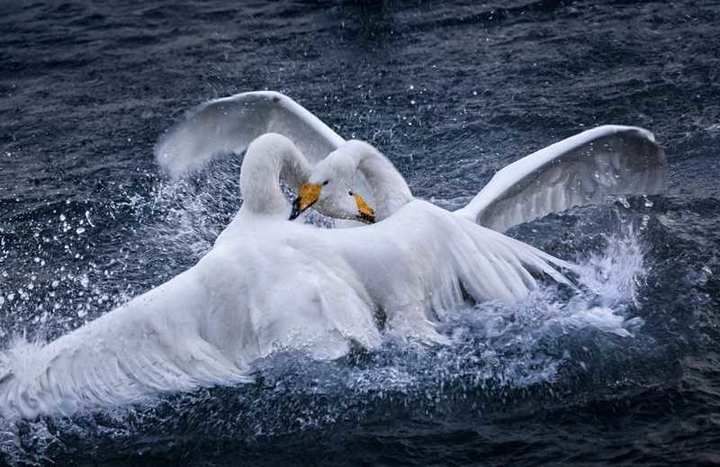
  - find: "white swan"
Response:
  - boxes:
[217,135,572,340]
[0,134,374,419]
[155,91,665,231]
[1,133,568,419]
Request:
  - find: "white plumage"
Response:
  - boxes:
[0,91,665,419]
[0,134,568,419]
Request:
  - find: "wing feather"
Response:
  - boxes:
[155,91,345,178]
[456,125,666,232]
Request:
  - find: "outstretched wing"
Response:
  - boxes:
[455,125,666,232]
[0,268,251,419]
[155,91,345,178]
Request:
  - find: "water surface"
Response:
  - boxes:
[1,1,720,465]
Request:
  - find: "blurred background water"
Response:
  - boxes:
[1,0,719,465]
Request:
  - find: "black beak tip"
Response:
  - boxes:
[289,198,301,220]
[357,213,376,224]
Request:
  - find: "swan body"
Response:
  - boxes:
[1,133,569,419]
[222,135,572,339]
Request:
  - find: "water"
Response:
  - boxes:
[1,0,720,464]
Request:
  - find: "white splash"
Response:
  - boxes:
[574,226,646,309]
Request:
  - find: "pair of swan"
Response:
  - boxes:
[0,92,665,419]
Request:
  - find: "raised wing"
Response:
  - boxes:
[455,125,666,232]
[155,91,345,178]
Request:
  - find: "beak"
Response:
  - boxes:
[354,193,376,224]
[289,183,322,220]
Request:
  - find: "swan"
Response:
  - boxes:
[155,93,577,337]
[1,133,569,419]
[155,91,665,231]
[216,134,572,341]
[0,134,375,419]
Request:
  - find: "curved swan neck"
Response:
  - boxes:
[240,133,311,216]
[344,140,413,219]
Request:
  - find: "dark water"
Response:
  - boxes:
[2,0,720,465]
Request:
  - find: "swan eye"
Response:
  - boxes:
[322,180,329,186]
[348,191,353,196]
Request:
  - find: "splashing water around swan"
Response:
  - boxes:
[0,134,569,419]
[0,92,665,420]
[0,221,649,452]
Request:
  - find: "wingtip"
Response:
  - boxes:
[594,124,657,144]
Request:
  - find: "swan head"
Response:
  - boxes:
[289,151,376,223]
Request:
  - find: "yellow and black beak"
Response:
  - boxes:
[289,183,322,220]
[354,193,376,224]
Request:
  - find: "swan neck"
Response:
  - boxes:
[240,134,310,216]
[350,142,413,219]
